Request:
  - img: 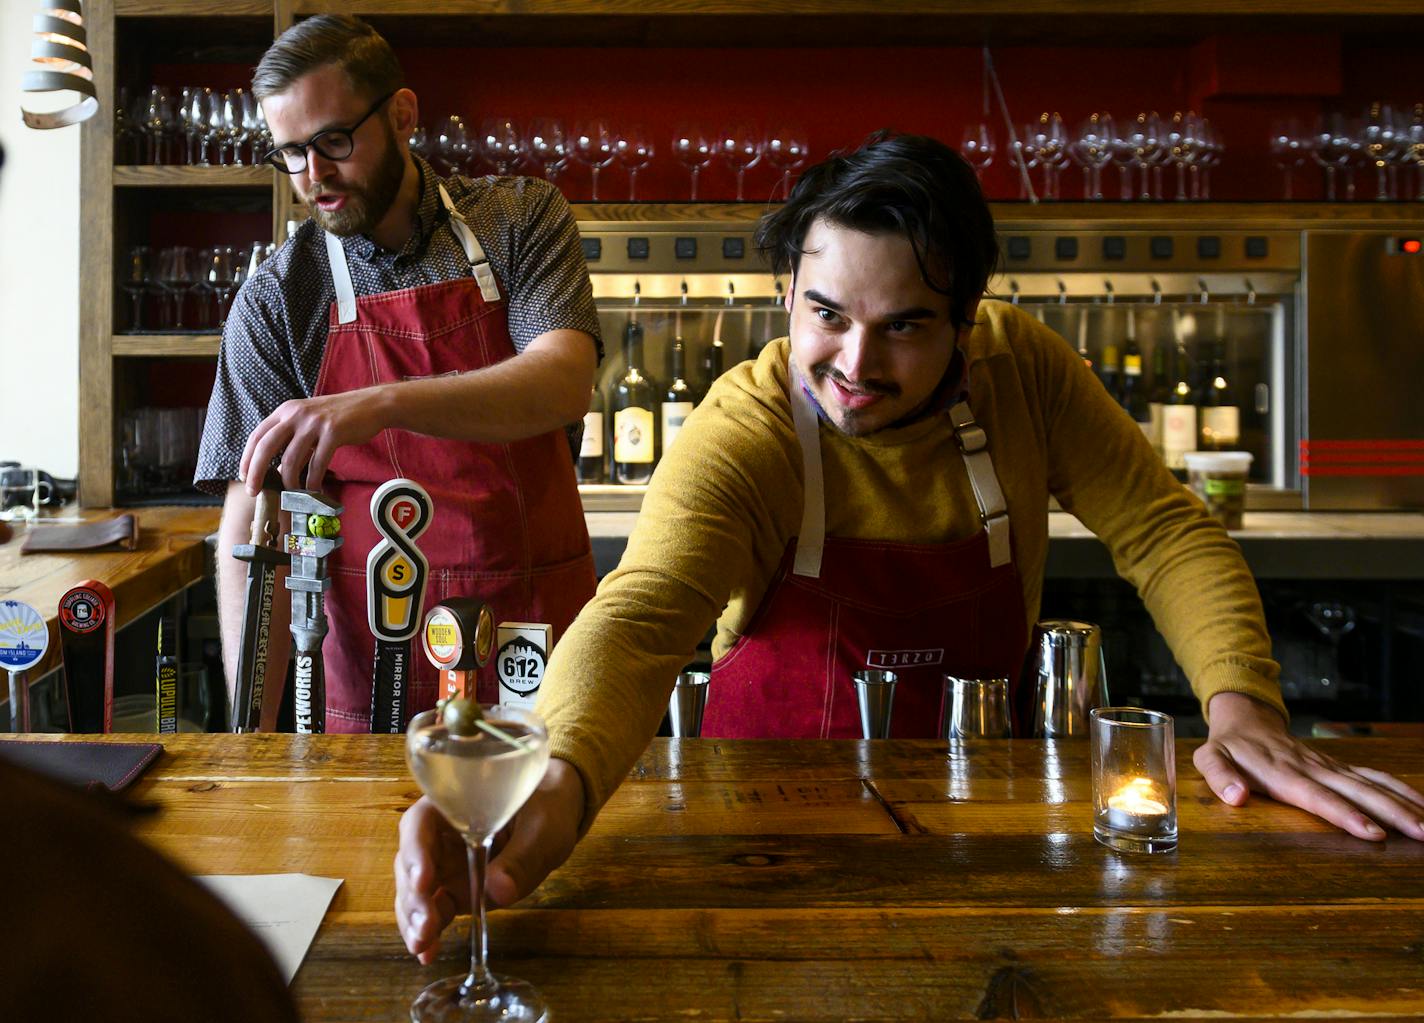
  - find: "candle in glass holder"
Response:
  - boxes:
[1091,709,1178,853]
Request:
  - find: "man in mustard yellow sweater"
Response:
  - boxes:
[395,134,1424,961]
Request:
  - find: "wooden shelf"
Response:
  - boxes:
[116,0,270,14]
[114,165,273,189]
[112,334,221,357]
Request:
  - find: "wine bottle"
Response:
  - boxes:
[1119,309,1151,438]
[707,338,725,390]
[1199,336,1241,452]
[612,320,658,485]
[1099,338,1121,404]
[577,386,606,484]
[1147,342,1170,458]
[660,337,696,457]
[1161,338,1199,476]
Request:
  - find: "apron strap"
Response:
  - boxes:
[789,363,827,579]
[323,230,358,325]
[789,363,1015,576]
[948,401,1012,568]
[437,183,501,304]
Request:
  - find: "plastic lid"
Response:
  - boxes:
[1183,451,1253,472]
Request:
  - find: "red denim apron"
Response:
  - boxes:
[313,184,595,732]
[703,365,1030,739]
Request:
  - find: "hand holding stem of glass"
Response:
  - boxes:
[405,704,552,1022]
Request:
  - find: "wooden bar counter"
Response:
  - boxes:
[10,733,1422,1020]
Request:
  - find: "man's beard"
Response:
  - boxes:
[304,129,405,237]
[809,362,902,436]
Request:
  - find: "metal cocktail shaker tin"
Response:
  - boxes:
[668,672,711,738]
[940,676,1013,739]
[1030,619,1108,738]
[853,670,898,739]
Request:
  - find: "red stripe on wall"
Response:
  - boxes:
[1301,465,1424,477]
[1301,452,1424,464]
[1301,440,1424,452]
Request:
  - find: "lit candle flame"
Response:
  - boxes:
[1108,776,1168,816]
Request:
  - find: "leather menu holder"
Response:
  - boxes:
[0,740,161,792]
[20,514,139,555]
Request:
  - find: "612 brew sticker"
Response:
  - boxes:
[496,622,551,703]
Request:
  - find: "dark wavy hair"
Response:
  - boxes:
[755,131,997,332]
[253,15,403,103]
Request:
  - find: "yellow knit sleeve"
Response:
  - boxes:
[538,344,803,827]
[1021,313,1288,723]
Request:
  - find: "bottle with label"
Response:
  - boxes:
[1161,340,1199,476]
[1119,310,1151,438]
[613,319,658,484]
[1147,342,1170,457]
[660,337,696,457]
[576,386,606,484]
[1199,338,1241,452]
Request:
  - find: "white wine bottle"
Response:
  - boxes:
[613,320,658,485]
[660,337,695,457]
[577,386,606,484]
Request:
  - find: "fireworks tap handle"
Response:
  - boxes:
[281,490,344,734]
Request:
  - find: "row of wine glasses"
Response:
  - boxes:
[414,117,810,201]
[122,242,274,333]
[116,85,272,166]
[1272,103,1424,201]
[962,111,1224,201]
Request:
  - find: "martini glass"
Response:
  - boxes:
[406,705,551,1023]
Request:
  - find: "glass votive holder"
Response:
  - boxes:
[1090,707,1178,854]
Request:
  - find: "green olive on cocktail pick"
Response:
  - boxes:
[442,697,484,736]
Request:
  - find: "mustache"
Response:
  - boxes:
[811,363,901,398]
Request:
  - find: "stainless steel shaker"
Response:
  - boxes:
[853,670,898,739]
[940,676,1013,739]
[668,672,711,737]
[1030,619,1108,738]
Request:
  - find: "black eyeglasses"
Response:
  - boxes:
[262,91,395,174]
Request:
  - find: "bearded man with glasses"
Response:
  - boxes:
[196,15,602,734]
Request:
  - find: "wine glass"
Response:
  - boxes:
[157,246,197,330]
[1311,113,1352,202]
[765,126,808,200]
[206,247,239,328]
[479,116,523,176]
[408,124,430,161]
[434,115,472,177]
[528,118,568,181]
[1270,118,1308,201]
[672,124,715,200]
[406,705,551,1023]
[615,125,655,201]
[238,90,265,165]
[1109,124,1136,200]
[572,119,617,201]
[1031,112,1067,200]
[1126,112,1162,201]
[960,123,995,180]
[1405,103,1424,202]
[1069,112,1114,200]
[1362,102,1402,201]
[123,246,152,332]
[719,123,763,202]
[141,86,174,165]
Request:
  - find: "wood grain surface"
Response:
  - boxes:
[7,733,1420,1020]
[0,506,220,680]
